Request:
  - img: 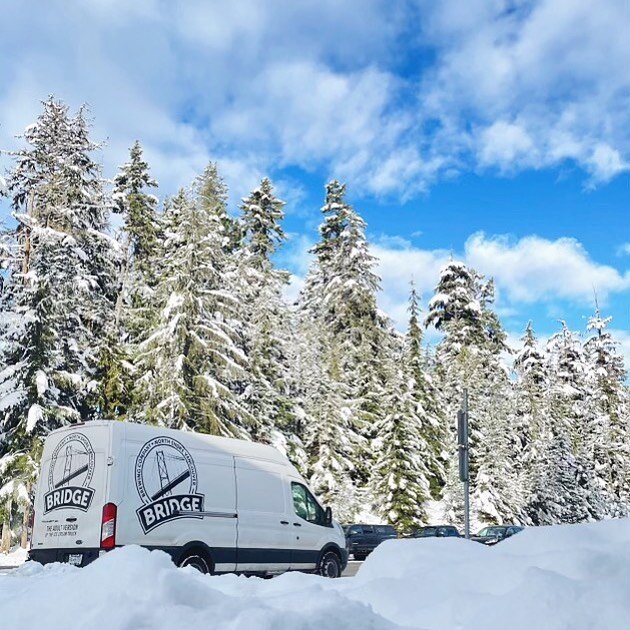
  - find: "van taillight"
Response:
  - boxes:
[100,503,117,550]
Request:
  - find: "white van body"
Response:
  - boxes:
[30,421,348,576]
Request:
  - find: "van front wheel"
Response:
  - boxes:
[178,551,212,574]
[318,551,341,578]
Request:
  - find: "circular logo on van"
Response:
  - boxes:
[134,436,204,534]
[44,433,96,514]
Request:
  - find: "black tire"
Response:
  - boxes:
[319,550,342,578]
[178,550,212,574]
[353,553,367,561]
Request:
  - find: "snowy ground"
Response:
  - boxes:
[2,519,630,629]
[0,546,28,568]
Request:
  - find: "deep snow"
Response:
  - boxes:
[0,546,27,567]
[2,519,630,629]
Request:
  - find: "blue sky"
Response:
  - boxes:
[0,0,628,360]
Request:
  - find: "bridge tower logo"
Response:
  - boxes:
[44,433,96,514]
[134,436,205,533]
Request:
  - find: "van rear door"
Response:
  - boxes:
[32,424,110,560]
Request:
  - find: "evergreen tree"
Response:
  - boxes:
[237,178,305,465]
[584,309,629,515]
[371,356,433,532]
[134,179,252,436]
[97,141,161,420]
[301,181,394,493]
[546,322,605,521]
[513,322,548,523]
[194,163,241,253]
[306,344,358,521]
[113,141,159,279]
[0,98,119,534]
[426,260,517,527]
[405,283,446,499]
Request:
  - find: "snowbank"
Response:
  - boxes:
[2,519,630,629]
[0,546,28,567]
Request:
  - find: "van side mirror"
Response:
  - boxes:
[324,506,333,526]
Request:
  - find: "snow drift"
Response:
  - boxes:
[2,519,630,629]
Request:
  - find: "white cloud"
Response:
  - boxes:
[479,121,535,170]
[282,229,629,330]
[2,0,627,201]
[464,233,630,304]
[418,0,630,184]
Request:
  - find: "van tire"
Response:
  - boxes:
[318,550,342,578]
[178,550,212,574]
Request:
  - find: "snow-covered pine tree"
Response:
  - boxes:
[546,321,605,522]
[405,282,446,499]
[300,181,393,495]
[97,141,161,420]
[113,140,160,281]
[370,350,433,532]
[513,322,549,524]
[426,260,518,528]
[306,343,358,521]
[134,175,253,436]
[0,98,119,542]
[194,162,241,253]
[237,178,306,465]
[584,309,629,515]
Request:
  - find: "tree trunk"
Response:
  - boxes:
[21,503,31,549]
[0,519,11,553]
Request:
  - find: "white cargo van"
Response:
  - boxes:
[29,421,348,577]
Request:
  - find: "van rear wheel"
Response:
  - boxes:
[179,551,212,574]
[319,551,342,578]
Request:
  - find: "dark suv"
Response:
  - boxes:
[410,525,460,538]
[344,524,398,560]
[471,525,523,545]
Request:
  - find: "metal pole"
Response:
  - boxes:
[463,389,470,539]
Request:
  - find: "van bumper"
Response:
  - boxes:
[29,548,101,567]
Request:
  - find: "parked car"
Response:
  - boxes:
[344,524,398,560]
[29,421,348,577]
[410,525,461,538]
[471,525,523,545]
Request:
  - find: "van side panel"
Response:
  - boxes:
[234,458,294,572]
[117,433,238,572]
[30,424,111,563]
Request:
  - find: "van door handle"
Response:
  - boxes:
[280,521,289,525]
[293,522,302,527]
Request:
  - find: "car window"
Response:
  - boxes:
[423,527,436,536]
[375,525,396,536]
[291,482,324,525]
[362,525,375,534]
[348,526,362,535]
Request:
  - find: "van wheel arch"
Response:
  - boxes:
[176,542,214,574]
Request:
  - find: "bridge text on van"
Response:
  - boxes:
[44,486,95,513]
[137,493,205,533]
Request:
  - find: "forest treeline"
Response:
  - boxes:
[0,99,627,549]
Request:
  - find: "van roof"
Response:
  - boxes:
[48,421,294,468]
